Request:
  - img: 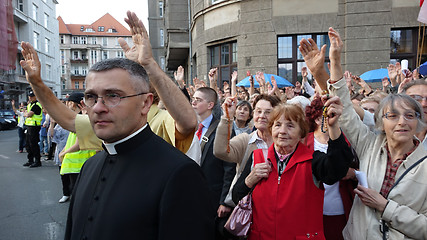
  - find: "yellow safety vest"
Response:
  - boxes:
[25,101,43,126]
[60,132,97,175]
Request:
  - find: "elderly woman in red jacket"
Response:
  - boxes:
[232,103,353,240]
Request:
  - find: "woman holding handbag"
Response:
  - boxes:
[232,103,353,239]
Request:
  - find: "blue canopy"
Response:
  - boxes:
[359,68,389,83]
[418,61,427,76]
[236,74,293,88]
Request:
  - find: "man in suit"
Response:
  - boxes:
[192,87,236,239]
[19,17,214,240]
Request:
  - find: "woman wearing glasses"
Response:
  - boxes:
[301,27,427,239]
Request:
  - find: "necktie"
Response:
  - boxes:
[196,123,204,140]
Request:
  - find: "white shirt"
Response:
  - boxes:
[314,136,345,215]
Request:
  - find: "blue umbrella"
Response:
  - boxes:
[359,68,389,82]
[418,61,427,76]
[236,74,293,88]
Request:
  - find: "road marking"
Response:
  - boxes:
[0,154,10,159]
[44,222,60,240]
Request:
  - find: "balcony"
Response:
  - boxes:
[70,58,88,64]
[13,9,28,23]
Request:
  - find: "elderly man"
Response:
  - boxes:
[20,20,213,240]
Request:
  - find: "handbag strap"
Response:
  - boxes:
[386,155,427,198]
[382,155,427,240]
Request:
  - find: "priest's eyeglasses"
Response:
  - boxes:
[84,92,148,108]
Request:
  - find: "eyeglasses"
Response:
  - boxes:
[84,92,148,108]
[409,94,427,102]
[383,112,420,121]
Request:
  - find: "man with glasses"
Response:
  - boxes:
[19,13,213,240]
[402,79,427,149]
[18,11,197,157]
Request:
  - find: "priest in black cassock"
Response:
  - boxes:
[19,13,214,240]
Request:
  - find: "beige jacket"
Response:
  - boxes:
[329,78,427,240]
[213,117,261,206]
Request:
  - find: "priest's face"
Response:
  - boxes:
[84,68,152,143]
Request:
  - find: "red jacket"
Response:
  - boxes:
[249,143,325,240]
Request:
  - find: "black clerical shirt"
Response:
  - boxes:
[65,125,214,240]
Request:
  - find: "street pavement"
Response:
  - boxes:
[0,128,68,240]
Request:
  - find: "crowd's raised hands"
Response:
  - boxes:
[174,66,185,89]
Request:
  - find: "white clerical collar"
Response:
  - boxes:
[103,124,148,155]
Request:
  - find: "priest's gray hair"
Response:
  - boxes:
[88,58,149,93]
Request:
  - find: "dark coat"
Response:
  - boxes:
[65,126,215,240]
[200,116,236,208]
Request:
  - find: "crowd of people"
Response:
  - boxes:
[12,10,427,240]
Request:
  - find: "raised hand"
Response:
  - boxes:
[174,66,185,89]
[222,96,237,119]
[20,42,42,84]
[119,11,154,66]
[299,38,327,78]
[231,71,238,83]
[328,27,344,82]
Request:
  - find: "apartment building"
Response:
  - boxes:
[0,0,60,106]
[58,13,132,96]
[149,0,424,89]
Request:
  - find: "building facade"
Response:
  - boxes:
[0,0,60,107]
[150,0,424,89]
[58,13,132,96]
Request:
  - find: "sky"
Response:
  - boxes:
[55,0,149,31]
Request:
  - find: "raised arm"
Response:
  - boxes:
[230,71,238,97]
[119,11,197,137]
[19,42,77,132]
[299,38,330,91]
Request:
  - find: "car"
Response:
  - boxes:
[0,109,17,130]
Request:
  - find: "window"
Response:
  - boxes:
[390,28,427,69]
[116,51,124,58]
[98,26,104,32]
[210,42,237,88]
[33,32,39,49]
[102,37,107,46]
[46,64,51,80]
[82,67,87,75]
[62,81,66,90]
[91,50,97,64]
[159,2,164,17]
[84,28,95,32]
[107,28,117,33]
[44,38,50,53]
[160,29,164,47]
[277,33,330,83]
[61,65,65,74]
[73,51,79,59]
[44,13,49,28]
[80,36,87,44]
[17,0,24,11]
[103,51,108,60]
[82,52,87,60]
[82,81,86,89]
[91,37,97,44]
[60,35,64,44]
[73,66,79,75]
[72,36,79,44]
[32,4,38,20]
[74,81,80,89]
[61,50,64,60]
